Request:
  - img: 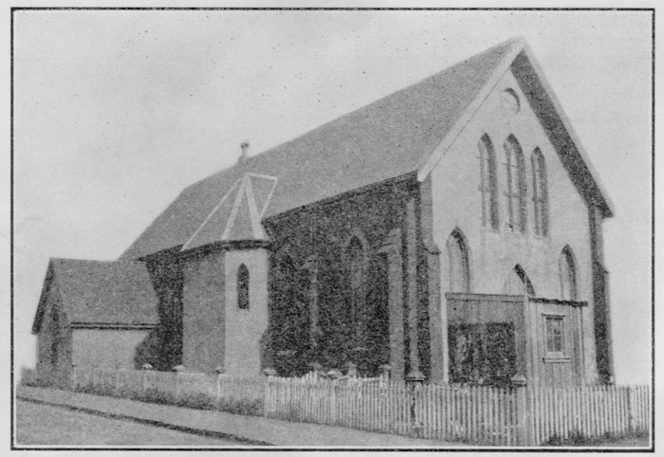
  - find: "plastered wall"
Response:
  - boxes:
[224,249,269,378]
[71,329,150,369]
[430,67,598,382]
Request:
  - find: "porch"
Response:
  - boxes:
[446,293,587,386]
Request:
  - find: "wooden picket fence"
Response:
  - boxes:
[64,366,650,446]
[264,378,517,445]
[527,384,651,444]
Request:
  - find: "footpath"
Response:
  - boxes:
[17,386,461,448]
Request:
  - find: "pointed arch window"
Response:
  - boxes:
[532,148,549,236]
[504,135,528,233]
[479,134,500,230]
[49,307,60,366]
[348,236,367,339]
[503,265,535,296]
[446,230,470,293]
[559,247,577,300]
[237,264,250,309]
[301,256,319,348]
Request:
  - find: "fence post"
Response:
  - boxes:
[115,364,124,393]
[328,369,342,425]
[173,365,185,401]
[142,363,152,393]
[92,364,98,389]
[71,365,77,390]
[215,366,225,406]
[263,367,277,417]
[310,362,322,383]
[511,374,532,446]
[406,370,425,438]
[626,385,634,434]
[379,364,391,386]
[345,362,357,379]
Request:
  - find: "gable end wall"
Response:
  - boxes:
[429,67,599,383]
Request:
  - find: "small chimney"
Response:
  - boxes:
[239,141,249,162]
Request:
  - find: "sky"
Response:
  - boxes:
[11,9,653,384]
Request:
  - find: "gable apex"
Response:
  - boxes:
[417,37,613,218]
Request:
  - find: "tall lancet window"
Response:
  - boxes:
[559,247,577,300]
[505,135,528,233]
[237,264,250,309]
[348,236,366,339]
[479,134,500,230]
[532,148,549,236]
[503,265,535,296]
[446,230,470,293]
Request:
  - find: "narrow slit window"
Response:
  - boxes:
[237,264,250,310]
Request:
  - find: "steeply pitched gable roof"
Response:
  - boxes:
[121,39,516,260]
[32,259,159,333]
[120,37,613,261]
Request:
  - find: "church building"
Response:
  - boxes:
[32,38,614,386]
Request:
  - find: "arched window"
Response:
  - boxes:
[348,236,367,338]
[237,264,250,309]
[479,134,499,230]
[446,230,470,293]
[559,247,577,300]
[50,307,60,366]
[504,135,528,233]
[503,265,535,296]
[301,256,319,348]
[532,148,549,236]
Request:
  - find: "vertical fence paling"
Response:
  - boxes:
[526,383,652,444]
[58,366,651,446]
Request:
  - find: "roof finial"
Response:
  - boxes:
[240,141,249,162]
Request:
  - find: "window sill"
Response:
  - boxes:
[543,355,571,363]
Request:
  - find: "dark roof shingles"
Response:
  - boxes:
[120,40,514,260]
[52,259,159,326]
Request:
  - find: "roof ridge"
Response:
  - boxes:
[182,37,523,192]
[51,257,143,264]
[120,38,523,260]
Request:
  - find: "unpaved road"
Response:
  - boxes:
[15,399,240,447]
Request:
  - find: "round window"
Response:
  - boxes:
[502,88,521,114]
